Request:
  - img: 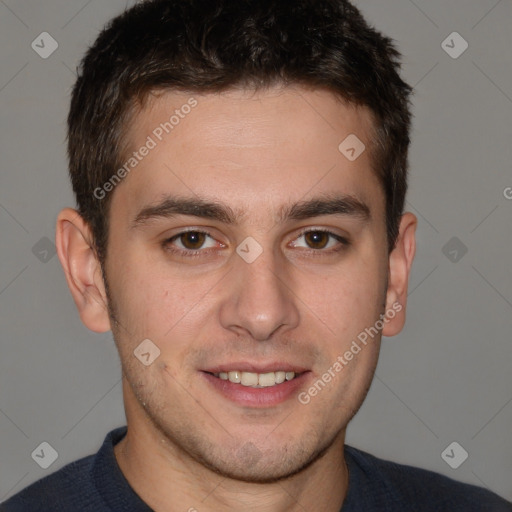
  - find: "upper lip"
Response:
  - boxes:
[203,363,309,374]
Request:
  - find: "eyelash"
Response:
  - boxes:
[162,230,223,259]
[162,228,350,258]
[290,228,350,257]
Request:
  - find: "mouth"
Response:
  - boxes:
[206,370,303,388]
[201,365,311,407]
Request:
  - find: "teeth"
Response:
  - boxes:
[275,371,286,384]
[240,372,259,386]
[214,370,297,387]
[228,370,241,383]
[258,372,276,387]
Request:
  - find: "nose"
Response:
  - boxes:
[218,246,300,341]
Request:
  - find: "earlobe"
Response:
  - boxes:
[55,208,111,333]
[382,212,417,337]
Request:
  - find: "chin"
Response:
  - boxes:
[200,456,314,484]
[184,435,334,484]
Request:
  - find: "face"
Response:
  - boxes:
[87,87,401,482]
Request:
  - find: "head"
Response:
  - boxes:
[57,0,416,483]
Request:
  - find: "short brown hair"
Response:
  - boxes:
[68,0,413,264]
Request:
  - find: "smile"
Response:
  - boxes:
[211,370,300,388]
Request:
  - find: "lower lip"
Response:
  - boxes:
[201,372,311,407]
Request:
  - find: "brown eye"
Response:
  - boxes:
[179,231,207,250]
[163,230,221,257]
[304,231,330,249]
[291,229,349,253]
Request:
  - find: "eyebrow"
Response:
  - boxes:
[130,193,371,229]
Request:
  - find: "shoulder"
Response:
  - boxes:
[0,455,103,512]
[344,445,512,511]
[0,427,128,512]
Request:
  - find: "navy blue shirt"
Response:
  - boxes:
[2,426,510,511]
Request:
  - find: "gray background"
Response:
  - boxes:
[1,0,511,504]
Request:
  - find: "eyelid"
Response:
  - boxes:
[163,227,220,240]
[161,227,226,256]
[290,227,350,249]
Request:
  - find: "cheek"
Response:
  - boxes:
[304,258,385,339]
[111,255,220,344]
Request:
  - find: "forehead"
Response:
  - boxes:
[112,86,383,224]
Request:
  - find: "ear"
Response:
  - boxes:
[382,212,417,337]
[55,208,111,333]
